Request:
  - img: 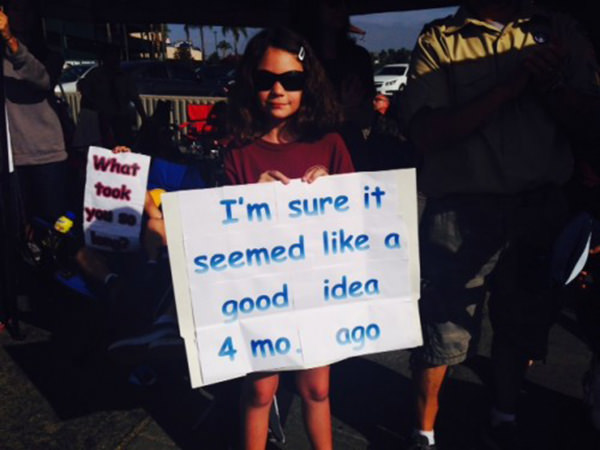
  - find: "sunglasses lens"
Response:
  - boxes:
[254,71,277,91]
[279,71,305,91]
[254,71,305,91]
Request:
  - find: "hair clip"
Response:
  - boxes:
[298,46,305,61]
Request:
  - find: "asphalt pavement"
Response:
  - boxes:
[1,286,599,450]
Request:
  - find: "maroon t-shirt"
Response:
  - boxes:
[224,132,355,185]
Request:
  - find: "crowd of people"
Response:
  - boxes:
[1,0,600,449]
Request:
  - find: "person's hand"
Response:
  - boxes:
[0,10,12,41]
[0,10,18,54]
[302,165,329,183]
[258,170,290,184]
[523,43,567,93]
[112,145,131,153]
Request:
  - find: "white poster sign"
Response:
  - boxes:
[164,169,422,387]
[83,146,150,252]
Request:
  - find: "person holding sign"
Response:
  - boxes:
[225,28,354,450]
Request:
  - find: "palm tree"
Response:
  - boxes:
[216,40,233,59]
[190,25,206,61]
[221,26,248,55]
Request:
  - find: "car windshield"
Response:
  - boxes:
[59,64,93,83]
[377,66,407,76]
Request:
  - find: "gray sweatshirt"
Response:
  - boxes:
[3,40,67,166]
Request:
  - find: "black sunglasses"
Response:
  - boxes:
[254,70,305,91]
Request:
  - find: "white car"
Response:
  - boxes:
[374,63,409,95]
[54,63,95,95]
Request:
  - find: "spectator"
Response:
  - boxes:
[400,1,600,449]
[74,145,206,340]
[78,44,147,148]
[373,93,391,116]
[366,93,415,170]
[290,0,375,171]
[1,3,67,229]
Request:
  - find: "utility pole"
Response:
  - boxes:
[200,26,206,61]
[160,23,167,61]
[0,37,20,339]
[213,30,217,58]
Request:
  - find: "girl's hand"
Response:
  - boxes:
[258,170,290,184]
[302,165,328,183]
[112,146,131,153]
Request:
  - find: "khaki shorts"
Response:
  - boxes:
[413,188,567,366]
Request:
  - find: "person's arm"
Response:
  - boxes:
[409,73,528,153]
[401,24,534,154]
[525,40,600,142]
[223,149,241,185]
[0,10,52,91]
[0,10,18,54]
[541,86,600,142]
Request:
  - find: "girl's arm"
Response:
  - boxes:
[223,149,242,185]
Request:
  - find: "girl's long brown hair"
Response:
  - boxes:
[227,27,342,145]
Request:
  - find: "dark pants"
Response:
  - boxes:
[16,160,67,225]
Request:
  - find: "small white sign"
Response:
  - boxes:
[83,146,150,252]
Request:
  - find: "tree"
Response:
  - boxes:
[190,25,206,61]
[221,26,248,55]
[216,40,232,59]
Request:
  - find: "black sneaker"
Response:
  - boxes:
[407,434,437,450]
[481,421,519,450]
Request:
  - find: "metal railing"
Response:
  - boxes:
[64,92,226,127]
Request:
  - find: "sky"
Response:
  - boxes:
[169,7,458,57]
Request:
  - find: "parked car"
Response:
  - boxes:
[55,63,95,95]
[61,60,232,98]
[120,60,206,96]
[373,63,409,95]
[195,65,236,96]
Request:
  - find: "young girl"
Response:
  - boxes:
[225,27,354,450]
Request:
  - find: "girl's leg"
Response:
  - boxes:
[241,372,279,450]
[295,366,332,450]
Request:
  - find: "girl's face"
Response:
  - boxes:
[256,46,304,123]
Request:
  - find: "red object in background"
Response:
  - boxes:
[180,103,215,138]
